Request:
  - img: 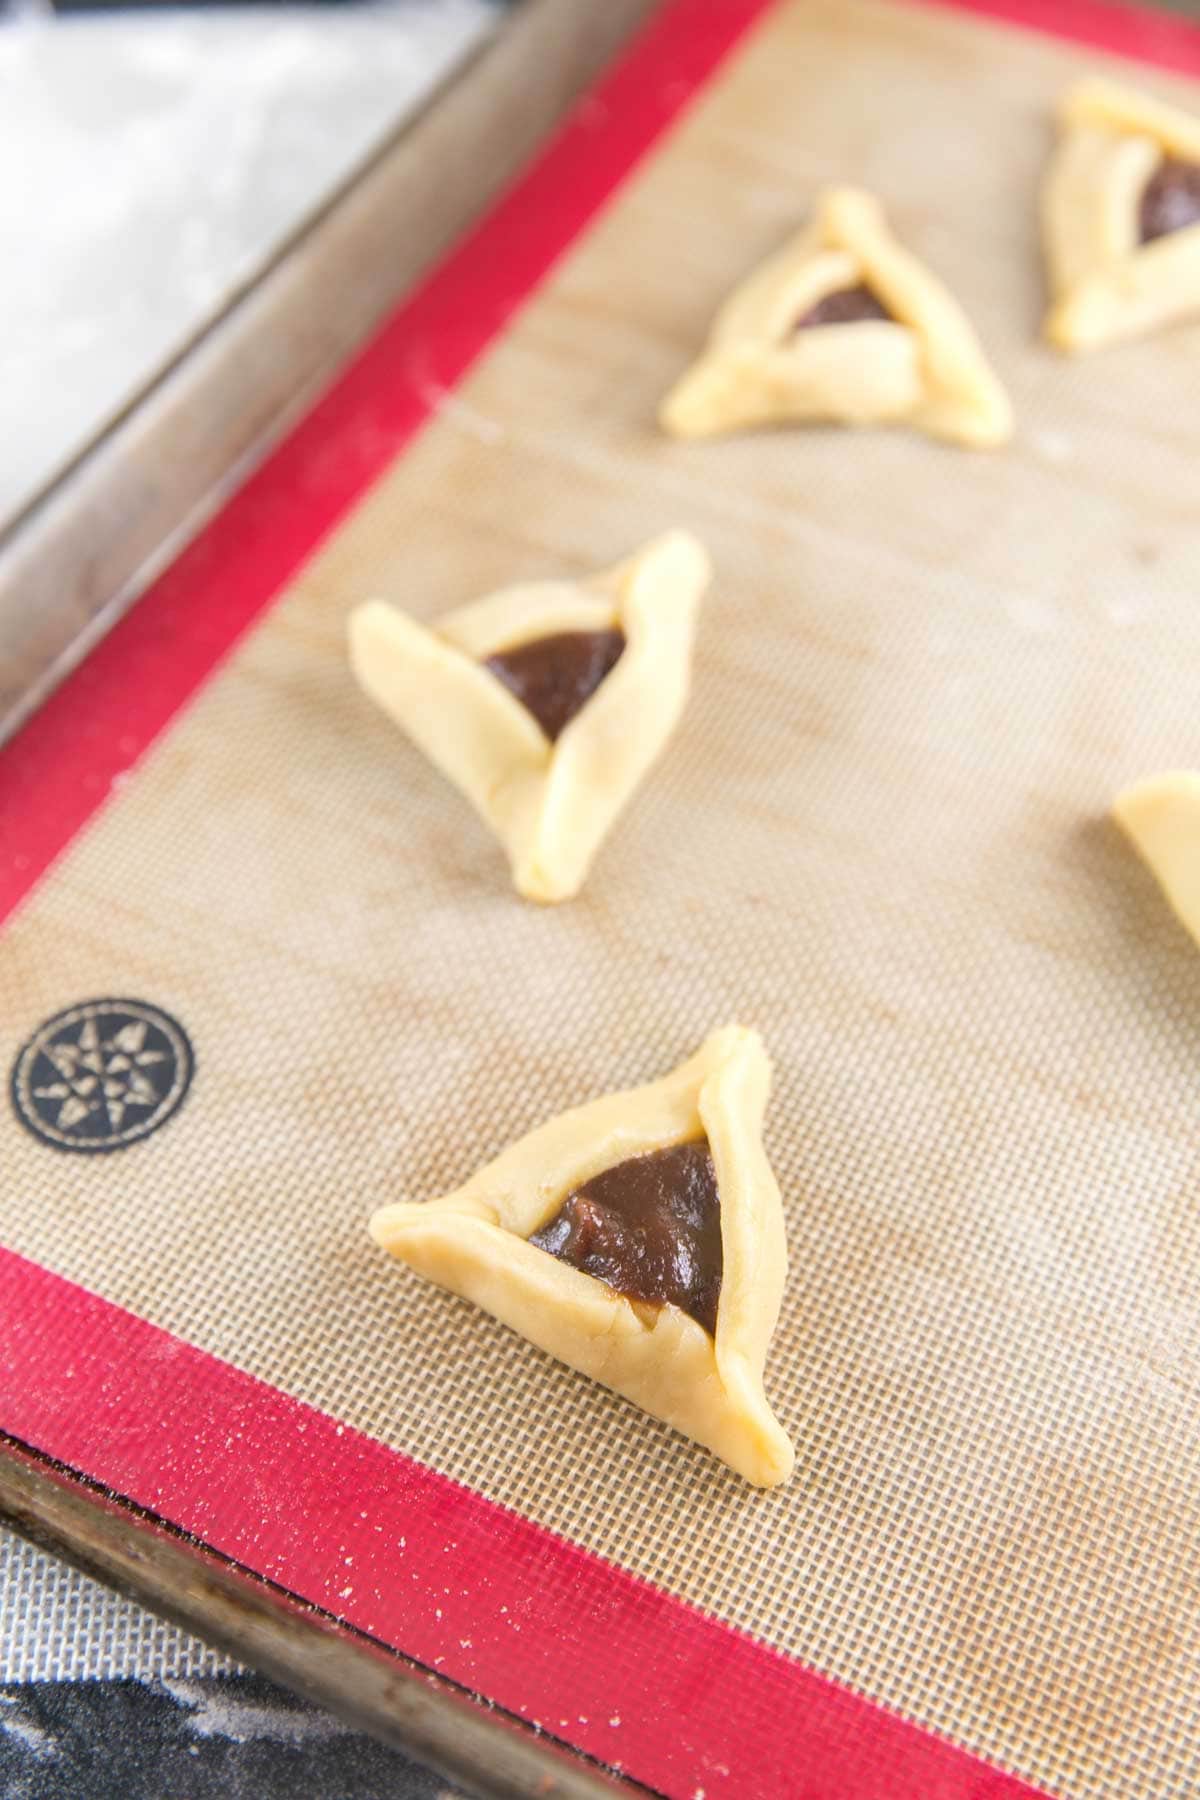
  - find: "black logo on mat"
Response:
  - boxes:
[11,999,194,1154]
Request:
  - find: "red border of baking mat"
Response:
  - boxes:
[3,1,1197,1793]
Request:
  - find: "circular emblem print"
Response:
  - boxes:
[11,999,194,1154]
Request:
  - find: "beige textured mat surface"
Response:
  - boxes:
[3,3,1200,1794]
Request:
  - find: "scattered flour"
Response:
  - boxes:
[159,1677,352,1745]
[0,1695,57,1759]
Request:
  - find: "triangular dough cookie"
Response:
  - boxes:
[1043,78,1200,352]
[1113,772,1200,948]
[348,530,709,904]
[660,186,1011,448]
[369,1026,794,1487]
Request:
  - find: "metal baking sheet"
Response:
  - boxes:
[4,2,1200,1795]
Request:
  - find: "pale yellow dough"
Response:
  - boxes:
[660,187,1011,448]
[369,1027,794,1488]
[1043,78,1200,352]
[1113,772,1200,948]
[348,530,709,904]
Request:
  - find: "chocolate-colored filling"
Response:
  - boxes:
[1140,157,1200,243]
[485,629,625,742]
[793,284,893,330]
[529,1139,723,1336]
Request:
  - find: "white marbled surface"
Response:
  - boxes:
[0,0,497,529]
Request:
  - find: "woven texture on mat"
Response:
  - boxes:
[0,1529,234,1682]
[3,1,1200,1794]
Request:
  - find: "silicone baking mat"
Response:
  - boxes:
[3,1,1200,1795]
